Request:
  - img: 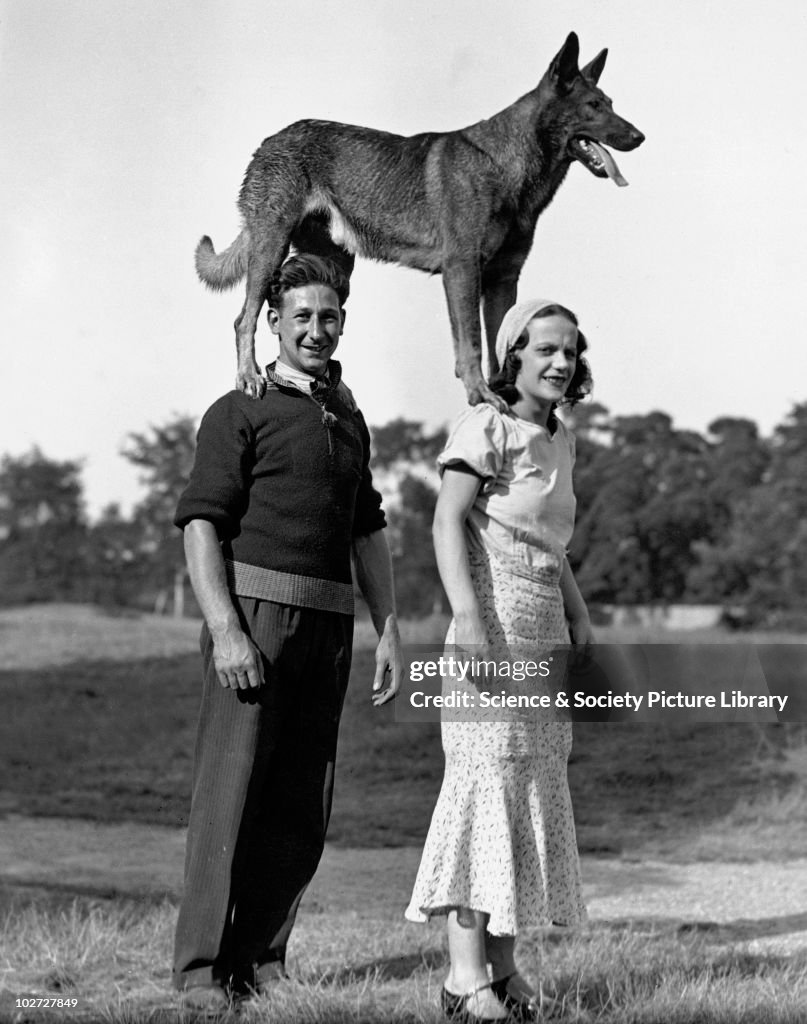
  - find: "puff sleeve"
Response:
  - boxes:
[437,404,507,489]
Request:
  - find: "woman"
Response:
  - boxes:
[406,299,593,1022]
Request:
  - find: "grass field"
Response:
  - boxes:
[2,896,806,1023]
[2,605,806,1023]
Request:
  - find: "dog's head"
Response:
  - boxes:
[541,32,645,187]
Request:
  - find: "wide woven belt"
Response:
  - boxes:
[224,559,354,615]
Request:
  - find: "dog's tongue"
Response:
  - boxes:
[589,141,629,187]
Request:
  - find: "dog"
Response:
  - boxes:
[196,31,644,405]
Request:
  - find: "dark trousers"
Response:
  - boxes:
[173,597,353,991]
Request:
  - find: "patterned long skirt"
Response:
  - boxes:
[405,549,587,936]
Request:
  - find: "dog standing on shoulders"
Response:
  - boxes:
[196,31,644,406]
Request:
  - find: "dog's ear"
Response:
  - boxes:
[581,48,608,85]
[547,32,580,93]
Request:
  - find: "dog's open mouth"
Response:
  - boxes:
[571,138,628,187]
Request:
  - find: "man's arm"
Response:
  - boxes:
[184,518,264,690]
[352,529,402,705]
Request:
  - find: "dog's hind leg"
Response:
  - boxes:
[234,237,289,398]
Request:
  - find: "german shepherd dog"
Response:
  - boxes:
[196,32,644,405]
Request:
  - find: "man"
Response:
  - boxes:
[172,254,402,1012]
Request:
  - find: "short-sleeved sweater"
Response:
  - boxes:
[174,361,385,615]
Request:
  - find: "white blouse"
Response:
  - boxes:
[437,403,576,579]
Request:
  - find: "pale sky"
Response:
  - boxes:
[2,0,805,515]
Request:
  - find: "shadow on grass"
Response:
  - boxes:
[3,649,807,854]
[315,948,446,987]
[560,914,807,949]
[0,881,177,915]
[0,650,443,845]
[678,911,807,944]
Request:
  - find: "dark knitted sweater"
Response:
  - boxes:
[174,362,385,613]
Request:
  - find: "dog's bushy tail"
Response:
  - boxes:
[195,230,249,290]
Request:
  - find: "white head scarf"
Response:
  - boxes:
[494,298,559,370]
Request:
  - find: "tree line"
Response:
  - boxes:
[1,402,805,626]
[0,418,197,616]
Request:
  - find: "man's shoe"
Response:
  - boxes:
[255,959,289,990]
[178,984,230,1016]
[234,959,289,999]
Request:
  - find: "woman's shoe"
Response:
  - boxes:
[441,980,509,1022]
[490,974,563,1021]
[490,974,535,1022]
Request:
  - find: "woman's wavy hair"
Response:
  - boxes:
[489,304,593,407]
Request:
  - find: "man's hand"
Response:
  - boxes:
[183,520,265,690]
[371,614,403,706]
[351,531,401,706]
[210,626,265,690]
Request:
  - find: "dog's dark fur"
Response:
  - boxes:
[196,32,644,404]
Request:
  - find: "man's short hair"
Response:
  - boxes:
[268,254,351,310]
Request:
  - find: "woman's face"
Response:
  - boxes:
[514,315,578,410]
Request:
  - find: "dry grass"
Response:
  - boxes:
[0,605,445,672]
[0,604,202,670]
[592,623,807,645]
[1,897,806,1023]
[2,604,803,669]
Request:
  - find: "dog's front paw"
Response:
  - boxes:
[466,379,508,412]
[236,364,266,400]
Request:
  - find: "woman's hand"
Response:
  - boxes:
[451,610,498,690]
[560,557,594,667]
[452,609,490,652]
[568,610,594,668]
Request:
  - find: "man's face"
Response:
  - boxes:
[268,283,345,377]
